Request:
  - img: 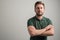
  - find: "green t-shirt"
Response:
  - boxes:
[27,16,52,40]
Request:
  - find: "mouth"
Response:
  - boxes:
[36,12,43,16]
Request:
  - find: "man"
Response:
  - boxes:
[27,1,54,40]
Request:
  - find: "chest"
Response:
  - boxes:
[33,20,48,29]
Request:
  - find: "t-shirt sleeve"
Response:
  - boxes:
[47,18,53,25]
[27,19,34,27]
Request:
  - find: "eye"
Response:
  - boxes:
[36,7,43,9]
[36,7,39,9]
[40,7,42,9]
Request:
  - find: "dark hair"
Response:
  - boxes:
[34,1,45,8]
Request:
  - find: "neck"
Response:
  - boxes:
[36,15,43,20]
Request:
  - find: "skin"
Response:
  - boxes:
[27,4,54,37]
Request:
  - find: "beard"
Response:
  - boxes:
[36,13,43,16]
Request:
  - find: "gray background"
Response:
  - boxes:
[0,0,60,40]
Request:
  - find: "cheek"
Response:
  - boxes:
[35,9,38,12]
[42,9,44,12]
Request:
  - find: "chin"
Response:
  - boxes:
[37,14,43,16]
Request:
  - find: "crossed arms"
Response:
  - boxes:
[27,25,54,37]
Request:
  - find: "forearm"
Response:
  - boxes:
[39,25,54,36]
[40,28,54,36]
[28,25,54,37]
[40,30,54,36]
[30,28,46,36]
[35,28,46,35]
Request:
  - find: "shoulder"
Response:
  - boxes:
[27,16,36,26]
[44,17,52,25]
[27,16,35,22]
[43,17,51,21]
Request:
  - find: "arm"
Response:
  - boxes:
[27,25,54,36]
[40,25,54,36]
[27,25,46,36]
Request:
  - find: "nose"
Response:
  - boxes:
[38,8,41,11]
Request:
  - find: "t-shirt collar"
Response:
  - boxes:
[35,16,44,21]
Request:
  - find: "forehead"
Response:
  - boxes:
[36,4,44,8]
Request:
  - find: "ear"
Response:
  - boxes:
[34,8,36,12]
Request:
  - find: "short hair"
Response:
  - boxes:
[34,1,45,8]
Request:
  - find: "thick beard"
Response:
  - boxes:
[36,13,43,16]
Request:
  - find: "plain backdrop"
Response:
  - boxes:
[0,0,60,40]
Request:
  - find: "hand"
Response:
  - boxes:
[45,25,52,31]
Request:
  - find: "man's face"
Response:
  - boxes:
[35,4,45,16]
